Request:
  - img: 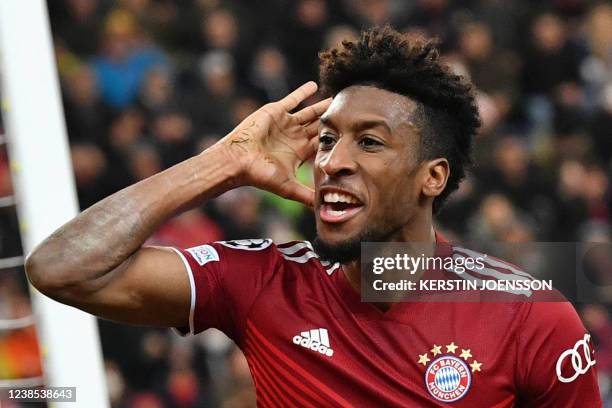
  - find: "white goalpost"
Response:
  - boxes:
[0,1,109,406]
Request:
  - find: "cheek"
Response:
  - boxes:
[369,167,418,213]
[381,181,413,211]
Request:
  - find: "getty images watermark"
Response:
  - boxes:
[371,252,553,292]
[360,242,612,303]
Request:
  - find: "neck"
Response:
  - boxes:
[342,209,436,311]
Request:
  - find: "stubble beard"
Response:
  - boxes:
[312,222,404,264]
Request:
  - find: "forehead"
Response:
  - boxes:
[321,85,419,130]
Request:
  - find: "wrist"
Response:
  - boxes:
[196,140,245,192]
[213,132,255,182]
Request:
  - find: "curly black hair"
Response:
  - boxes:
[318,26,481,213]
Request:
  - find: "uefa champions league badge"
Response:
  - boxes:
[417,342,483,403]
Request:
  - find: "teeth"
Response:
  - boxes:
[328,209,346,217]
[323,192,359,204]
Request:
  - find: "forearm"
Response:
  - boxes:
[26,143,239,290]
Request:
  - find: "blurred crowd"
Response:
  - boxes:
[0,0,611,406]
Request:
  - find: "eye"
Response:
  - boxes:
[359,136,383,149]
[318,133,336,150]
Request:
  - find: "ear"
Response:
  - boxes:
[421,158,449,199]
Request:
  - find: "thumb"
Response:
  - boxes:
[277,178,315,208]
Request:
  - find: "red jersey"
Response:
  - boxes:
[172,238,601,407]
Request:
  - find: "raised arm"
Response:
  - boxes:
[25,82,330,328]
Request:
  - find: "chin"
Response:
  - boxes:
[315,228,360,247]
[315,215,365,241]
[316,227,356,245]
[313,219,403,263]
[312,234,362,264]
[312,224,382,264]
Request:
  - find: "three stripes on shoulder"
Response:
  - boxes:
[277,241,340,275]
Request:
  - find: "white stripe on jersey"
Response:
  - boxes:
[326,263,341,275]
[278,242,314,256]
[279,241,340,275]
[452,253,535,284]
[282,251,319,263]
[453,247,534,279]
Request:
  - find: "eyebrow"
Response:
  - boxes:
[319,116,392,134]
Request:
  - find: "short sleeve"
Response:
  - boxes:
[516,301,601,407]
[171,239,281,345]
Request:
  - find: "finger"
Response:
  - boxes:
[295,135,320,165]
[278,81,318,111]
[303,136,320,162]
[303,119,321,138]
[293,97,332,125]
[307,135,319,155]
[277,179,315,208]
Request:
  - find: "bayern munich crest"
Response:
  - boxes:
[425,356,471,402]
[418,342,482,403]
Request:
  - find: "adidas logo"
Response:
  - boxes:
[292,328,334,357]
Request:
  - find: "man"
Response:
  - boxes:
[26,27,600,406]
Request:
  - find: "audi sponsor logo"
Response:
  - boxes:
[556,333,596,383]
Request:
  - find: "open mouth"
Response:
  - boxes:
[319,189,364,223]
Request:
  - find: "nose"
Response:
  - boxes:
[318,137,357,177]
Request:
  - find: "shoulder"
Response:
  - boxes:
[521,301,584,334]
[190,239,338,274]
[276,240,341,275]
[441,245,581,330]
[178,239,280,274]
[204,238,307,261]
[447,245,564,301]
[214,238,276,252]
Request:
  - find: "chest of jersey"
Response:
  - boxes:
[241,262,521,407]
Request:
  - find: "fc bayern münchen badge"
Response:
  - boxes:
[425,356,472,402]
